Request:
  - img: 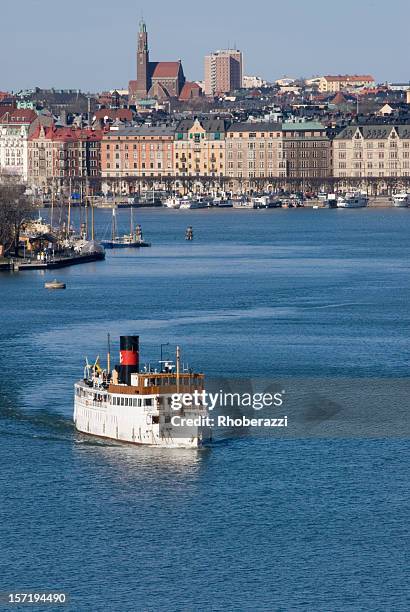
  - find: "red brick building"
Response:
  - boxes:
[28,125,103,189]
[129,21,200,103]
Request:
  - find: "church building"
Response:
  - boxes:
[129,21,191,102]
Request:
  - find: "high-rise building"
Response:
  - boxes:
[204,50,243,96]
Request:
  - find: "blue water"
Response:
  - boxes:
[1,208,409,611]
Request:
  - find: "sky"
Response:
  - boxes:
[1,0,409,92]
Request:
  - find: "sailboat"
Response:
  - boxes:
[100,207,151,249]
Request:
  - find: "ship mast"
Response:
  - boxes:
[176,345,180,394]
[91,197,94,241]
[111,207,116,241]
[107,332,111,378]
[67,177,72,239]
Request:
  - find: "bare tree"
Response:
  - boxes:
[0,173,36,256]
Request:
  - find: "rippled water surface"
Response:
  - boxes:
[1,208,409,611]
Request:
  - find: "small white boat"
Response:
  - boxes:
[164,196,183,209]
[232,198,255,209]
[337,193,369,208]
[180,197,208,209]
[252,195,282,209]
[392,192,410,208]
[214,198,233,207]
[45,279,66,290]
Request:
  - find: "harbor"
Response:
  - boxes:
[2,194,410,612]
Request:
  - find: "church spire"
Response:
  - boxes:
[136,19,149,97]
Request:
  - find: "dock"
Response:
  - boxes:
[3,251,105,272]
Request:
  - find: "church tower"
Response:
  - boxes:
[136,20,149,97]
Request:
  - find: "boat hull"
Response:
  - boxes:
[100,241,151,248]
[74,384,211,449]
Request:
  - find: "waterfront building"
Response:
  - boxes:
[28,125,102,188]
[204,50,243,96]
[318,75,375,93]
[0,109,37,181]
[101,126,175,179]
[226,123,282,179]
[174,118,228,177]
[225,121,330,180]
[333,124,410,178]
[281,122,331,179]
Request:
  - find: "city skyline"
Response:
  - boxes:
[1,0,410,91]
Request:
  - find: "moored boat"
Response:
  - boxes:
[337,193,369,208]
[392,192,410,207]
[232,198,255,209]
[100,208,151,248]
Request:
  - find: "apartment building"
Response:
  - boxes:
[225,121,331,179]
[226,123,282,179]
[204,50,243,96]
[282,122,331,179]
[174,119,228,177]
[333,124,410,178]
[0,109,37,181]
[101,126,175,178]
[318,75,375,93]
[28,125,102,188]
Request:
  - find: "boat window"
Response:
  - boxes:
[145,399,153,406]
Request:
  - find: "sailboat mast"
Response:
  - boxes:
[112,207,116,241]
[79,181,83,234]
[50,179,54,229]
[67,178,71,239]
[91,198,94,241]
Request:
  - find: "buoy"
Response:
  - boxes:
[44,279,66,290]
[185,226,193,240]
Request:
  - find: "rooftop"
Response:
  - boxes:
[150,62,181,79]
[282,121,326,130]
[323,75,375,82]
[105,125,176,138]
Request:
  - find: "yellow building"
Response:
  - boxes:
[319,75,375,93]
[174,118,227,177]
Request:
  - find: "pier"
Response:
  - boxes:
[4,251,105,272]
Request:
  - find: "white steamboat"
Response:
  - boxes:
[74,335,211,448]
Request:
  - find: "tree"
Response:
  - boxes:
[0,174,36,256]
